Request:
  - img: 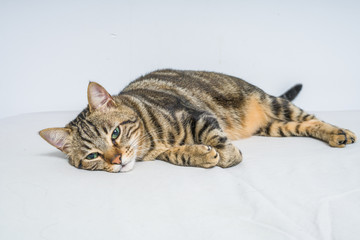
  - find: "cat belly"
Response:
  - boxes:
[223,96,268,140]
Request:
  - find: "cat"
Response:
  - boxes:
[40,69,356,173]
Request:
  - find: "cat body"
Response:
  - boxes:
[40,69,356,173]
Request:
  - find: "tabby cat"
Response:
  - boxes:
[40,69,356,173]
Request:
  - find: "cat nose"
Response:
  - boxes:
[111,154,122,165]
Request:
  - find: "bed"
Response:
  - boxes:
[0,110,359,240]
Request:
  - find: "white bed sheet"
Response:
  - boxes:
[0,111,359,240]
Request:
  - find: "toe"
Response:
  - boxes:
[343,129,356,144]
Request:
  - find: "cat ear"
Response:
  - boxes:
[87,82,116,112]
[39,128,71,153]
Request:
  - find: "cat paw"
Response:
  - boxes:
[197,145,220,168]
[329,129,357,148]
[216,144,243,168]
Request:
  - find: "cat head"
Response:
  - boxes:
[40,82,142,173]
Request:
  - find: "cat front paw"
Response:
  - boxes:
[197,145,220,168]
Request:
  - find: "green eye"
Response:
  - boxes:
[111,126,120,140]
[86,152,99,160]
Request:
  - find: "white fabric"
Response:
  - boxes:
[0,111,359,240]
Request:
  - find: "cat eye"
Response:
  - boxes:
[111,126,120,140]
[86,152,99,160]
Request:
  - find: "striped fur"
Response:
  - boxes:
[39,69,357,172]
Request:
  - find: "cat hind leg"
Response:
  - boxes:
[256,115,356,148]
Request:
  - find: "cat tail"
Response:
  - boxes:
[279,84,302,101]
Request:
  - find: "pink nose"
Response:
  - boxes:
[111,155,122,165]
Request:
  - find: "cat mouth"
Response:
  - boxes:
[111,158,135,173]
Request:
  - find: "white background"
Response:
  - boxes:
[1,0,359,119]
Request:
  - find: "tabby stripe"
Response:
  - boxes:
[181,155,187,165]
[306,115,315,121]
[78,159,83,169]
[297,109,304,121]
[197,122,210,142]
[86,120,101,137]
[281,100,292,121]
[145,72,219,108]
[213,136,227,149]
[190,118,197,140]
[194,73,247,109]
[69,121,77,127]
[122,97,155,151]
[278,127,286,137]
[120,119,138,125]
[78,111,86,120]
[82,128,92,138]
[168,132,175,145]
[123,88,195,136]
[215,144,226,149]
[147,110,164,141]
[79,135,93,144]
[164,111,180,134]
[208,134,227,147]
[179,129,187,145]
[271,98,281,116]
[90,162,98,171]
[264,122,273,136]
[189,73,224,100]
[302,114,310,121]
[122,93,167,147]
[79,122,93,138]
[123,89,172,109]
[102,127,108,134]
[295,124,301,135]
[81,144,92,150]
[127,124,140,138]
[174,152,179,164]
[197,117,220,142]
[134,90,181,129]
[254,128,262,135]
[123,125,130,138]
[77,128,93,144]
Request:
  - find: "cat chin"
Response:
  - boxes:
[120,158,136,173]
[111,165,122,173]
